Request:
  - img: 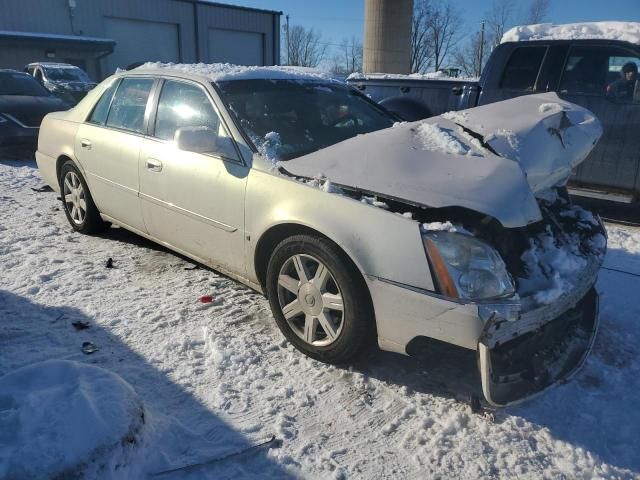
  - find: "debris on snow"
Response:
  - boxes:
[82,341,99,354]
[71,320,90,330]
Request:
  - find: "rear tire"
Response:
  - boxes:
[59,160,107,234]
[266,234,374,364]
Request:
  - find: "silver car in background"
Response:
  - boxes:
[36,64,606,406]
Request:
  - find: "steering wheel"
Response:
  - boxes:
[328,113,358,128]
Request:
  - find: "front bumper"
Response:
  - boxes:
[369,241,603,407]
[479,287,598,406]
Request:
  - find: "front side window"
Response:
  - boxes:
[559,46,640,102]
[105,78,154,134]
[154,80,237,159]
[500,46,547,91]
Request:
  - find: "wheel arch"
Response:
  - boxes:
[56,154,74,183]
[254,222,371,301]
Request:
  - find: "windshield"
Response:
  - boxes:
[0,72,51,96]
[44,66,90,82]
[217,79,395,161]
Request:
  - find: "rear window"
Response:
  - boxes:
[88,80,119,125]
[0,72,50,96]
[105,78,154,134]
[500,47,547,91]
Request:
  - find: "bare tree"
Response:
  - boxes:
[410,0,433,73]
[330,37,363,75]
[486,0,514,47]
[287,25,328,68]
[525,0,551,24]
[453,26,490,77]
[425,1,463,71]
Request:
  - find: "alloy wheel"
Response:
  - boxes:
[277,254,345,347]
[62,171,87,225]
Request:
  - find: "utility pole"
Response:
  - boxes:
[478,21,485,78]
[286,14,290,65]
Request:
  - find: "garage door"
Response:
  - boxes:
[208,28,264,66]
[103,17,180,75]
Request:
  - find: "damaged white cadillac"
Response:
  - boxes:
[35,64,606,406]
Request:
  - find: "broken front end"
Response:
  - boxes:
[456,194,606,406]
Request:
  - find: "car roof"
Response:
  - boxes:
[27,62,80,68]
[127,62,338,85]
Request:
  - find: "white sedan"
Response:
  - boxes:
[36,63,606,406]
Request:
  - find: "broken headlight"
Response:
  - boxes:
[422,231,515,301]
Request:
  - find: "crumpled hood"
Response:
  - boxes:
[444,92,602,193]
[283,93,601,228]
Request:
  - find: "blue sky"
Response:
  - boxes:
[228,0,640,54]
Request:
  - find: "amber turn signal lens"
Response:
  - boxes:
[425,238,459,299]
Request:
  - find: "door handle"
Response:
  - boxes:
[80,139,92,149]
[146,158,163,172]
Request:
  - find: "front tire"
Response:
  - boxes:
[59,160,107,234]
[266,234,374,364]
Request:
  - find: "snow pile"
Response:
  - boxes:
[502,22,640,45]
[137,62,334,83]
[421,221,469,234]
[539,103,564,115]
[360,195,389,209]
[484,129,521,161]
[0,360,144,480]
[347,71,478,82]
[517,206,606,307]
[414,122,483,156]
[259,131,283,164]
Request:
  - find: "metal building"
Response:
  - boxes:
[0,0,281,80]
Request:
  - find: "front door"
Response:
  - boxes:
[139,79,248,275]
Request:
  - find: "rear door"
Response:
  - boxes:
[75,77,155,232]
[557,45,640,194]
[139,78,248,274]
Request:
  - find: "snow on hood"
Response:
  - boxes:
[444,93,602,193]
[284,117,541,228]
[283,93,601,228]
[136,62,334,83]
[501,21,640,44]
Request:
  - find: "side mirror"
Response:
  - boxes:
[174,126,218,154]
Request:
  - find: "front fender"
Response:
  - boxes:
[245,169,434,292]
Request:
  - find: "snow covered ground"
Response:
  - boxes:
[1,158,639,479]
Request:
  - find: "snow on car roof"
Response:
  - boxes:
[135,62,336,83]
[347,71,478,82]
[501,21,640,45]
